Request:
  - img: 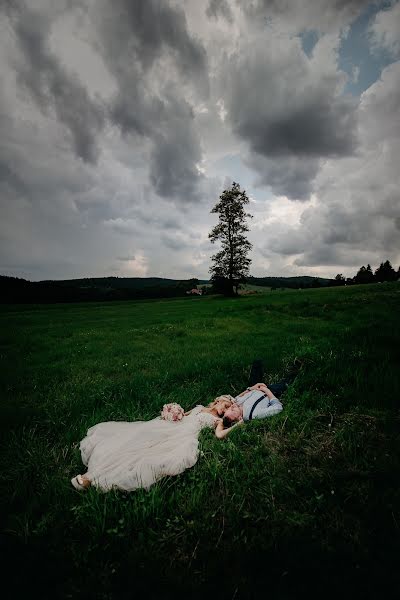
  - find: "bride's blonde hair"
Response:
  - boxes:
[208,394,235,408]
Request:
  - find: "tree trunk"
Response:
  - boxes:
[228,277,234,296]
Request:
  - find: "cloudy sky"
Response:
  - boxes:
[1,0,399,281]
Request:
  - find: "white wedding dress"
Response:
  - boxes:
[79,405,217,492]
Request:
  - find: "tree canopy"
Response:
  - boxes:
[208,182,253,296]
[374,260,397,282]
[354,264,375,284]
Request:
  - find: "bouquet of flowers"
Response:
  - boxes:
[161,402,184,422]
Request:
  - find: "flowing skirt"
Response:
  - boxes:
[79,417,201,491]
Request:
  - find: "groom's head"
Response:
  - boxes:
[222,403,242,427]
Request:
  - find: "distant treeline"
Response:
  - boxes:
[246,276,333,289]
[0,276,207,304]
[332,260,399,286]
[1,261,399,304]
[246,261,399,290]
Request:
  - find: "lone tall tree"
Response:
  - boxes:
[209,182,252,296]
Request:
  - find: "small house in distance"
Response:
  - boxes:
[186,288,202,295]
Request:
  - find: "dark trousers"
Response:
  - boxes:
[268,377,293,399]
[248,360,299,399]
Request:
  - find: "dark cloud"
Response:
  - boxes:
[92,0,208,202]
[263,228,308,256]
[237,98,357,158]
[0,258,78,280]
[103,219,139,236]
[224,41,357,158]
[206,0,234,23]
[139,212,182,230]
[221,33,358,199]
[0,90,95,204]
[107,0,208,85]
[4,1,105,163]
[247,154,320,200]
[110,85,162,138]
[101,201,186,239]
[161,228,201,251]
[0,159,29,198]
[149,94,203,201]
[319,197,400,253]
[294,246,375,267]
[161,236,189,251]
[150,133,203,200]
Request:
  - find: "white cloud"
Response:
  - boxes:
[369,1,400,58]
[236,0,370,35]
[265,60,400,276]
[117,253,149,277]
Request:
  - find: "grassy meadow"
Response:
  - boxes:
[1,283,399,599]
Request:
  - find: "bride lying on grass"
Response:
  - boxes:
[71,395,235,492]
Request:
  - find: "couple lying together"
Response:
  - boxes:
[71,365,298,493]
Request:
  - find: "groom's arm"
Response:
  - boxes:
[264,387,278,400]
[236,383,268,403]
[253,401,283,419]
[253,390,283,420]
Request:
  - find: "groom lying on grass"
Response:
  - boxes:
[216,359,302,439]
[215,384,282,439]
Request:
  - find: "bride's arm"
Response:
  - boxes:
[214,419,243,439]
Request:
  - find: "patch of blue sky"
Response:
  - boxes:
[300,29,319,57]
[213,154,274,203]
[339,1,397,96]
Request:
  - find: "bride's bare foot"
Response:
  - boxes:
[71,474,91,490]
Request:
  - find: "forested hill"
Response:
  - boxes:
[42,277,207,289]
[0,274,332,304]
[247,276,333,289]
[0,275,208,304]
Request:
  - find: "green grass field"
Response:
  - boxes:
[1,283,399,599]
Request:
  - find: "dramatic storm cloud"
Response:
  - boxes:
[0,0,399,280]
[5,0,105,163]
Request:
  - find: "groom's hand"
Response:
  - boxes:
[250,383,266,391]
